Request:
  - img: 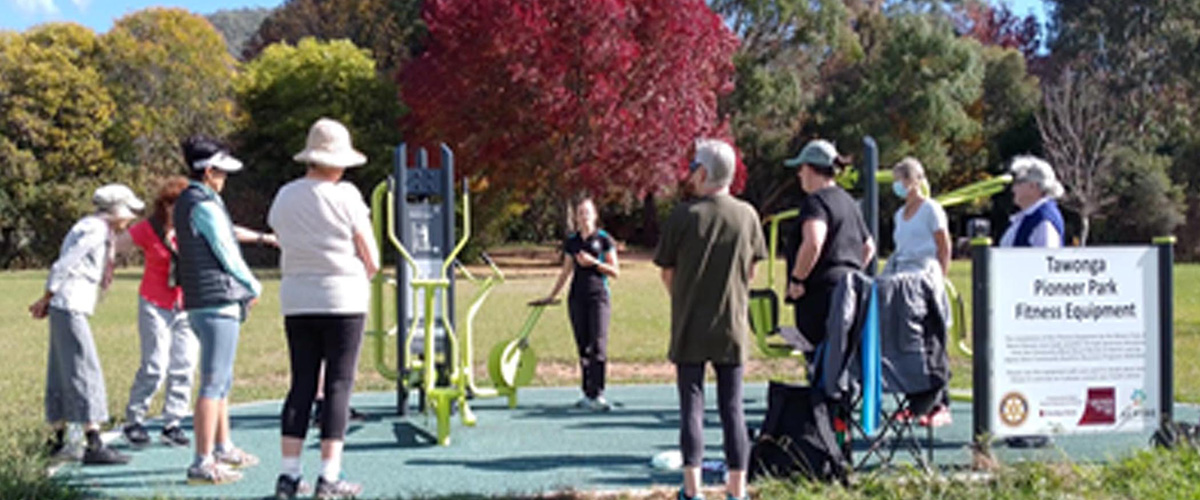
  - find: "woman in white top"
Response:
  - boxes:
[267,118,379,499]
[887,157,953,427]
[889,157,950,276]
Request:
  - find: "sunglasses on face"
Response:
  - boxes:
[688,160,701,173]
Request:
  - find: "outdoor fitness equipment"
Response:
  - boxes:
[456,256,559,412]
[368,143,471,445]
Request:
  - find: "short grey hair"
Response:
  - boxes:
[694,138,736,189]
[1010,155,1064,198]
[892,157,926,184]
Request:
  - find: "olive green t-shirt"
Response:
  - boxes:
[653,193,767,364]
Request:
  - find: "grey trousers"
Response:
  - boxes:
[46,307,109,424]
[125,297,198,427]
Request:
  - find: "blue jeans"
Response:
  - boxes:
[188,310,240,399]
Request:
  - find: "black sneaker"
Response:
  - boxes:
[82,446,131,465]
[123,423,151,447]
[348,407,367,421]
[160,425,190,447]
[274,474,312,500]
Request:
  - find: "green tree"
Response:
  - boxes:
[711,0,864,213]
[234,38,403,220]
[99,8,239,182]
[817,13,985,187]
[244,0,423,76]
[0,25,121,267]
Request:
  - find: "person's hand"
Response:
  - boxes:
[249,297,259,309]
[529,296,560,307]
[786,282,806,301]
[260,233,279,248]
[574,252,598,267]
[28,296,50,320]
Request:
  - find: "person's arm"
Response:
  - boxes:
[353,229,380,279]
[233,225,278,247]
[193,202,262,297]
[112,229,136,257]
[788,218,827,299]
[543,256,574,301]
[1029,221,1062,248]
[44,221,106,295]
[660,268,673,293]
[934,228,951,276]
[574,248,619,278]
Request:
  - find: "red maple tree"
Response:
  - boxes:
[399,0,741,202]
[956,2,1041,60]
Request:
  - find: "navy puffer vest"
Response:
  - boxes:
[174,184,254,309]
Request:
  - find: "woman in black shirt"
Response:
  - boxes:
[783,139,875,348]
[539,197,620,411]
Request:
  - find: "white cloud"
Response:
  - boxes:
[12,0,60,16]
[70,0,88,11]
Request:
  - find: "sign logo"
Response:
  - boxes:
[1078,387,1117,426]
[999,392,1029,427]
[1130,389,1147,407]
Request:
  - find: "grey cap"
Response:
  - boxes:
[784,139,840,171]
[93,183,145,220]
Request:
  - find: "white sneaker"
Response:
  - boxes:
[577,396,611,412]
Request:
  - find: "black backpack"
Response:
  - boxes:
[749,381,848,484]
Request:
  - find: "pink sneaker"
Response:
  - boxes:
[918,405,952,428]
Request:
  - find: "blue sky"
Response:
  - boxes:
[0,0,283,33]
[1,0,1051,35]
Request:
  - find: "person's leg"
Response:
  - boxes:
[189,311,244,480]
[676,362,706,499]
[586,297,611,401]
[567,295,591,402]
[125,298,171,443]
[280,316,324,480]
[53,308,127,465]
[314,315,365,498]
[715,364,749,499]
[161,309,199,439]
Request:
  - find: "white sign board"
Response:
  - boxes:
[989,247,1160,436]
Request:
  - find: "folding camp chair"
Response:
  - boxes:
[811,276,939,473]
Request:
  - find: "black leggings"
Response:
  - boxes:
[676,363,749,470]
[281,314,364,440]
[568,294,609,399]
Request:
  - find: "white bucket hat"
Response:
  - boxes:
[93,183,145,220]
[293,118,367,168]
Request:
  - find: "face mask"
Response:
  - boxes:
[892,181,908,198]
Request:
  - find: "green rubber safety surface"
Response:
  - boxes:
[56,384,1198,499]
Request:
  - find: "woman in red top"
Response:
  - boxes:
[118,177,198,448]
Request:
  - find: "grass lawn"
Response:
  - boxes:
[2,247,1200,499]
[2,250,1198,438]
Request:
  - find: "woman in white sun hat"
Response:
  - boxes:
[268,118,380,500]
[29,183,143,466]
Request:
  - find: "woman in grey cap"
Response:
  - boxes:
[28,183,143,466]
[782,139,875,349]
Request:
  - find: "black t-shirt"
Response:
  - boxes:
[785,186,870,287]
[564,230,615,298]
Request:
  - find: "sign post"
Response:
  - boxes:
[974,243,1171,441]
